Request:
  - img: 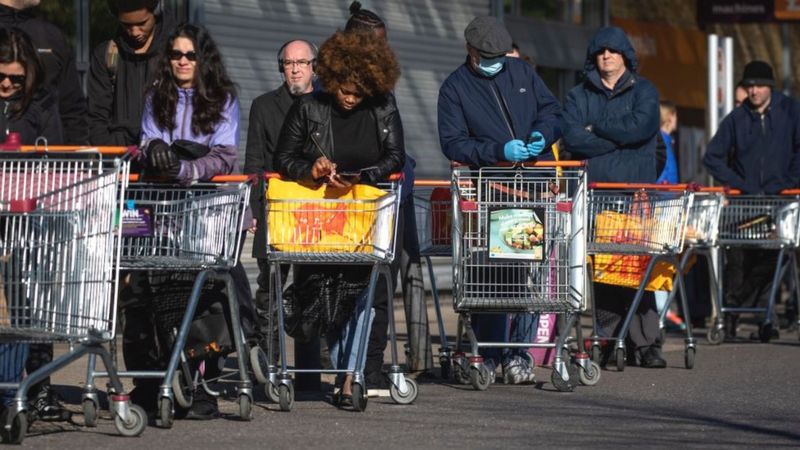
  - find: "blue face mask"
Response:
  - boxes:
[477,56,506,77]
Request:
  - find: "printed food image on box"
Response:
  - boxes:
[488,207,545,261]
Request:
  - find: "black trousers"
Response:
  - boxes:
[723,248,779,322]
[594,283,662,350]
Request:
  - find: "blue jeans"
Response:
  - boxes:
[326,289,375,374]
[0,343,28,406]
[472,313,539,365]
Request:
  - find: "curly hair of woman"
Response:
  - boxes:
[148,23,236,135]
[316,30,400,98]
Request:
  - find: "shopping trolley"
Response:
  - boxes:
[412,180,454,378]
[261,173,416,412]
[0,147,145,443]
[706,192,800,343]
[586,183,695,371]
[451,162,592,392]
[84,173,253,428]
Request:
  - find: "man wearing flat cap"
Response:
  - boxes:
[703,60,800,342]
[437,16,561,385]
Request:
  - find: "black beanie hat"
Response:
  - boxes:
[740,60,775,87]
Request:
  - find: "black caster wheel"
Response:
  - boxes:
[158,398,174,429]
[351,383,368,412]
[264,382,280,403]
[389,378,418,405]
[707,327,724,345]
[590,345,602,363]
[439,355,451,380]
[550,369,575,392]
[0,410,27,444]
[82,398,98,427]
[238,394,253,420]
[115,404,147,437]
[685,347,695,369]
[278,384,294,412]
[615,348,626,372]
[469,365,491,391]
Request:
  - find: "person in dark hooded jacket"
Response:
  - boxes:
[563,26,666,369]
[87,0,174,146]
[702,60,800,341]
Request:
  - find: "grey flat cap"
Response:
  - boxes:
[464,16,512,58]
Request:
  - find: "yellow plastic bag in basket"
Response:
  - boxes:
[592,210,685,292]
[266,178,391,253]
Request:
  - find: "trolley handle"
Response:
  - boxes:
[263,171,402,181]
[588,182,739,193]
[20,145,133,155]
[128,173,254,183]
[450,160,585,168]
[414,179,450,187]
[779,189,800,196]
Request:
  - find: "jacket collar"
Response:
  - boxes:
[307,91,397,123]
[586,69,635,97]
[0,4,32,22]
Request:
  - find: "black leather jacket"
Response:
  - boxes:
[275,91,405,183]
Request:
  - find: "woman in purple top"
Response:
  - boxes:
[140,22,238,184]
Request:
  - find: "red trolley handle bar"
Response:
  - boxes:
[128,174,254,183]
[20,145,132,155]
[414,179,450,187]
[589,182,740,194]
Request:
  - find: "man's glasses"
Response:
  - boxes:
[169,50,197,62]
[282,59,314,69]
[0,72,25,85]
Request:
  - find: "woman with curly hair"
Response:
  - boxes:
[275,29,405,407]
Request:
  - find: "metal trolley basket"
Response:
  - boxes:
[263,174,417,412]
[84,173,253,428]
[451,162,593,392]
[708,193,800,343]
[412,180,454,378]
[586,183,696,371]
[0,148,146,443]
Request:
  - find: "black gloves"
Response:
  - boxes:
[171,139,211,160]
[147,139,181,180]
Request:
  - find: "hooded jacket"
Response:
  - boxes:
[88,12,174,145]
[275,91,405,184]
[703,91,800,194]
[0,4,86,145]
[562,27,660,183]
[438,56,561,167]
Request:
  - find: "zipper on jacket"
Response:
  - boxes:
[490,82,516,140]
[180,91,190,138]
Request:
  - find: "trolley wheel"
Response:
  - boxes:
[264,382,280,403]
[707,327,724,345]
[278,384,294,412]
[469,365,492,391]
[615,348,626,372]
[389,378,418,405]
[685,347,695,370]
[158,398,174,429]
[249,346,269,385]
[172,371,193,409]
[238,394,253,421]
[579,361,602,386]
[453,357,470,385]
[758,323,775,343]
[0,411,27,444]
[115,404,147,437]
[439,355,451,380]
[351,383,368,412]
[82,398,98,427]
[590,345,602,364]
[550,369,574,392]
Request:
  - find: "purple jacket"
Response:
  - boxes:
[140,88,239,183]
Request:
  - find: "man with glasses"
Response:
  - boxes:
[88,0,174,146]
[244,38,317,364]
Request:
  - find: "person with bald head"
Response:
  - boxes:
[244,37,318,360]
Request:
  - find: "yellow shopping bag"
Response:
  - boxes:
[266,178,392,253]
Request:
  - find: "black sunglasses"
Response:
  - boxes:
[168,50,197,62]
[0,72,25,85]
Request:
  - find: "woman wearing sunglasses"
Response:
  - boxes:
[130,23,248,421]
[0,27,62,146]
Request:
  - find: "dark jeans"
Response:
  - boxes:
[723,248,779,323]
[594,283,662,350]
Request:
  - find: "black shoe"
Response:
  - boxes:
[129,382,159,413]
[749,324,780,342]
[365,371,390,398]
[185,387,218,420]
[639,347,667,369]
[29,385,70,422]
[723,315,738,340]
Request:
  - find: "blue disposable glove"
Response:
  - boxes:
[526,131,546,156]
[503,139,528,162]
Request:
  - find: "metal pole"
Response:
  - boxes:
[707,34,719,139]
[723,37,734,117]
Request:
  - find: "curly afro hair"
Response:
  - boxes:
[316,30,400,98]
